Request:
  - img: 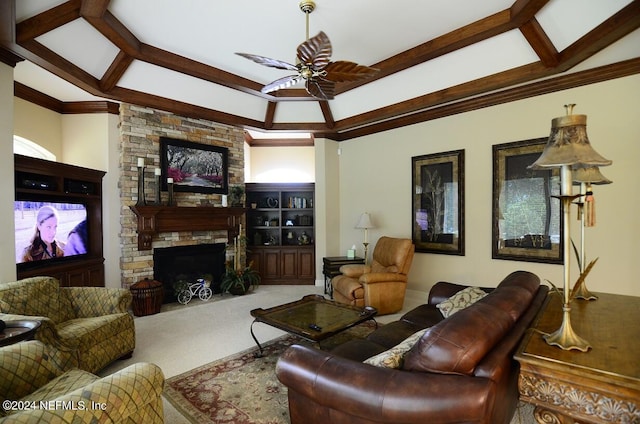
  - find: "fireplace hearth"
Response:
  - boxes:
[153,243,227,303]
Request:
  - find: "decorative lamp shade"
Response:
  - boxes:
[572,166,612,185]
[356,212,375,229]
[529,104,612,170]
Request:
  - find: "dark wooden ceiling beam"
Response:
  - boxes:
[519,18,559,67]
[332,58,640,141]
[80,0,110,18]
[15,0,81,42]
[319,101,335,129]
[509,0,551,25]
[100,50,133,91]
[264,102,276,129]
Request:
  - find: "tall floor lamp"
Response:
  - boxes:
[528,104,611,352]
[356,212,375,264]
[572,166,612,300]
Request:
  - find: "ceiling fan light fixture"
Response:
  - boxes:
[235,0,378,100]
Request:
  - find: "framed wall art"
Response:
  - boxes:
[160,137,229,194]
[411,149,464,255]
[492,138,563,264]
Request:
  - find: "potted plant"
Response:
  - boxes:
[220,261,260,295]
[228,184,245,207]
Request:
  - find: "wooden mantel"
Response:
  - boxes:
[130,205,246,250]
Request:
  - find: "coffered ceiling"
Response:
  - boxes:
[2,0,640,142]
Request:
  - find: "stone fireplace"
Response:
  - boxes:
[118,103,246,288]
[154,243,227,303]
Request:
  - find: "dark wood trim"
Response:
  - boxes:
[0,46,23,67]
[14,82,64,113]
[62,101,120,115]
[130,206,245,250]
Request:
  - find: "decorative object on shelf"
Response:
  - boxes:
[356,212,375,264]
[347,245,356,259]
[266,196,278,208]
[492,139,562,263]
[528,104,612,352]
[229,185,245,207]
[571,166,612,300]
[412,150,465,255]
[136,157,147,206]
[222,194,228,207]
[221,261,261,295]
[154,167,162,205]
[167,178,175,206]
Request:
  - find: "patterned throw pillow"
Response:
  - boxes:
[363,328,428,368]
[436,286,487,318]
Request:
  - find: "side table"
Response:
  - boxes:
[322,256,364,298]
[514,292,640,424]
[0,320,41,347]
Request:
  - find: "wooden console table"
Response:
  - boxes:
[514,292,640,424]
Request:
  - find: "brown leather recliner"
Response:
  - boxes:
[332,236,415,315]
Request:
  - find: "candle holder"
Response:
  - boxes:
[136,165,147,206]
[155,174,161,205]
[167,182,174,206]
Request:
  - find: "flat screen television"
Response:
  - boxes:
[15,200,88,265]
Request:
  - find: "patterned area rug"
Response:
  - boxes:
[164,322,536,424]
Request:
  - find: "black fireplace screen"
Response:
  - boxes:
[153,243,226,303]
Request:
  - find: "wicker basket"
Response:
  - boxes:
[130,279,163,316]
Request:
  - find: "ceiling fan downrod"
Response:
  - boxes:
[299,1,316,41]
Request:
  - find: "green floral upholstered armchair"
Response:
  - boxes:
[0,340,164,423]
[0,276,135,373]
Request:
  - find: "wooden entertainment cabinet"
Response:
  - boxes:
[14,155,105,287]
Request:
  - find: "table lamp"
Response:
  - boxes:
[528,104,611,352]
[356,212,375,264]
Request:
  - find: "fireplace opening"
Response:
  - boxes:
[153,243,227,303]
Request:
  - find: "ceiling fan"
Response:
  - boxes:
[235,1,379,100]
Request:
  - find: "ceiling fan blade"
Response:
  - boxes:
[306,78,335,100]
[262,75,305,94]
[323,61,379,82]
[297,31,332,70]
[235,52,298,71]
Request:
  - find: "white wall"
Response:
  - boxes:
[0,63,16,282]
[336,75,640,296]
[248,146,315,182]
[13,98,63,158]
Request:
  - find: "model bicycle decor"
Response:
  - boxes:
[177,279,213,305]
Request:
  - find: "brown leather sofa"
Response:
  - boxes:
[332,236,415,315]
[276,270,547,424]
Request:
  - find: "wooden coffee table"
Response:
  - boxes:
[250,294,377,356]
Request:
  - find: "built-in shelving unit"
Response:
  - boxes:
[245,183,315,284]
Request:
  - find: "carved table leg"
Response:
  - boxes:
[534,406,576,424]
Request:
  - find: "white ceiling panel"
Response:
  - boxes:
[35,19,120,80]
[14,61,108,102]
[117,60,267,121]
[537,0,634,51]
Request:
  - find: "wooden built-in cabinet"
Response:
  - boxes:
[14,155,105,287]
[245,183,315,284]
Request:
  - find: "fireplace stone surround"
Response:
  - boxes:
[119,103,246,288]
